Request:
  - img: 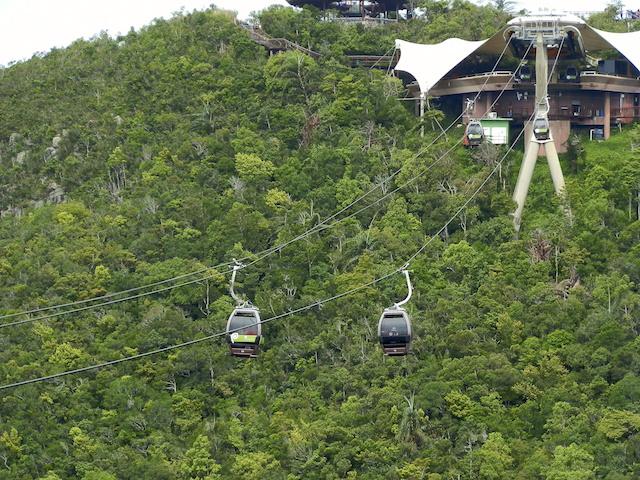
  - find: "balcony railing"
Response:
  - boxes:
[431,70,640,95]
[495,107,602,121]
[611,107,640,119]
[493,106,640,122]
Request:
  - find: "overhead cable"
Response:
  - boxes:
[0,36,529,330]
[0,44,559,389]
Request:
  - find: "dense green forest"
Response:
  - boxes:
[1,2,640,479]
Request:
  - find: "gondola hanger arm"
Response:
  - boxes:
[394,269,413,309]
[229,259,246,306]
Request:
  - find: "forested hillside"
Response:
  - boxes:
[0,3,640,479]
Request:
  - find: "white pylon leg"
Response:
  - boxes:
[544,140,572,223]
[544,140,565,195]
[513,137,540,232]
[420,93,425,138]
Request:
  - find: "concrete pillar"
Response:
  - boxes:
[419,93,425,137]
[485,91,493,117]
[604,92,611,139]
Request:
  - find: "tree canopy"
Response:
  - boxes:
[0,3,639,479]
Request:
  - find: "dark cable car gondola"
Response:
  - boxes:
[532,116,551,142]
[565,66,579,82]
[378,269,413,356]
[464,120,484,147]
[226,261,262,358]
[518,65,532,81]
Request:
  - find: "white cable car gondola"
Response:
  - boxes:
[378,269,413,356]
[226,306,262,358]
[226,261,262,358]
[533,116,551,141]
[464,120,485,147]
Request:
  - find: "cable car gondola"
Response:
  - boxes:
[532,116,551,141]
[464,120,485,147]
[378,269,413,356]
[517,65,532,81]
[378,307,412,356]
[226,261,262,358]
[226,306,262,358]
[565,66,579,82]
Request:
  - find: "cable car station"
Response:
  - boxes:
[395,14,640,147]
[394,13,640,230]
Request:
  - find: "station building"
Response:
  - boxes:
[394,14,640,148]
[285,0,416,21]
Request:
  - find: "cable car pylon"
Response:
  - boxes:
[512,30,569,232]
[378,268,413,356]
[226,260,262,358]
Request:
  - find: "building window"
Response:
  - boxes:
[572,102,581,117]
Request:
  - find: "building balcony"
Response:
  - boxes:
[428,72,515,96]
[428,71,640,97]
[611,106,640,120]
[492,106,640,125]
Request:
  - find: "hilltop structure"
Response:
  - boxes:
[395,14,640,146]
[395,15,640,148]
[286,0,415,21]
[396,13,640,229]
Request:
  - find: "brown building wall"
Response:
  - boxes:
[462,89,628,126]
[612,92,640,123]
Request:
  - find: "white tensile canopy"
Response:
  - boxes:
[591,28,640,74]
[394,38,487,95]
[395,15,640,96]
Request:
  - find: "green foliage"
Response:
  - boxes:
[178,435,222,479]
[235,153,275,182]
[0,3,639,479]
[545,444,596,480]
[474,432,513,479]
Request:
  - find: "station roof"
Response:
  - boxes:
[395,14,640,95]
[286,0,409,9]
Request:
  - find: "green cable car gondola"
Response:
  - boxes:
[226,306,262,358]
[465,120,485,147]
[226,261,262,358]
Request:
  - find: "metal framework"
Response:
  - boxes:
[286,0,414,18]
[512,26,568,232]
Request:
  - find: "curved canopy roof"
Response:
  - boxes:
[590,28,640,73]
[395,15,640,95]
[394,38,487,95]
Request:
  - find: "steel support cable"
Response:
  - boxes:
[0,54,553,390]
[367,45,396,70]
[0,36,531,329]
[0,116,526,392]
[0,37,518,323]
[0,137,462,329]
[0,262,233,321]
